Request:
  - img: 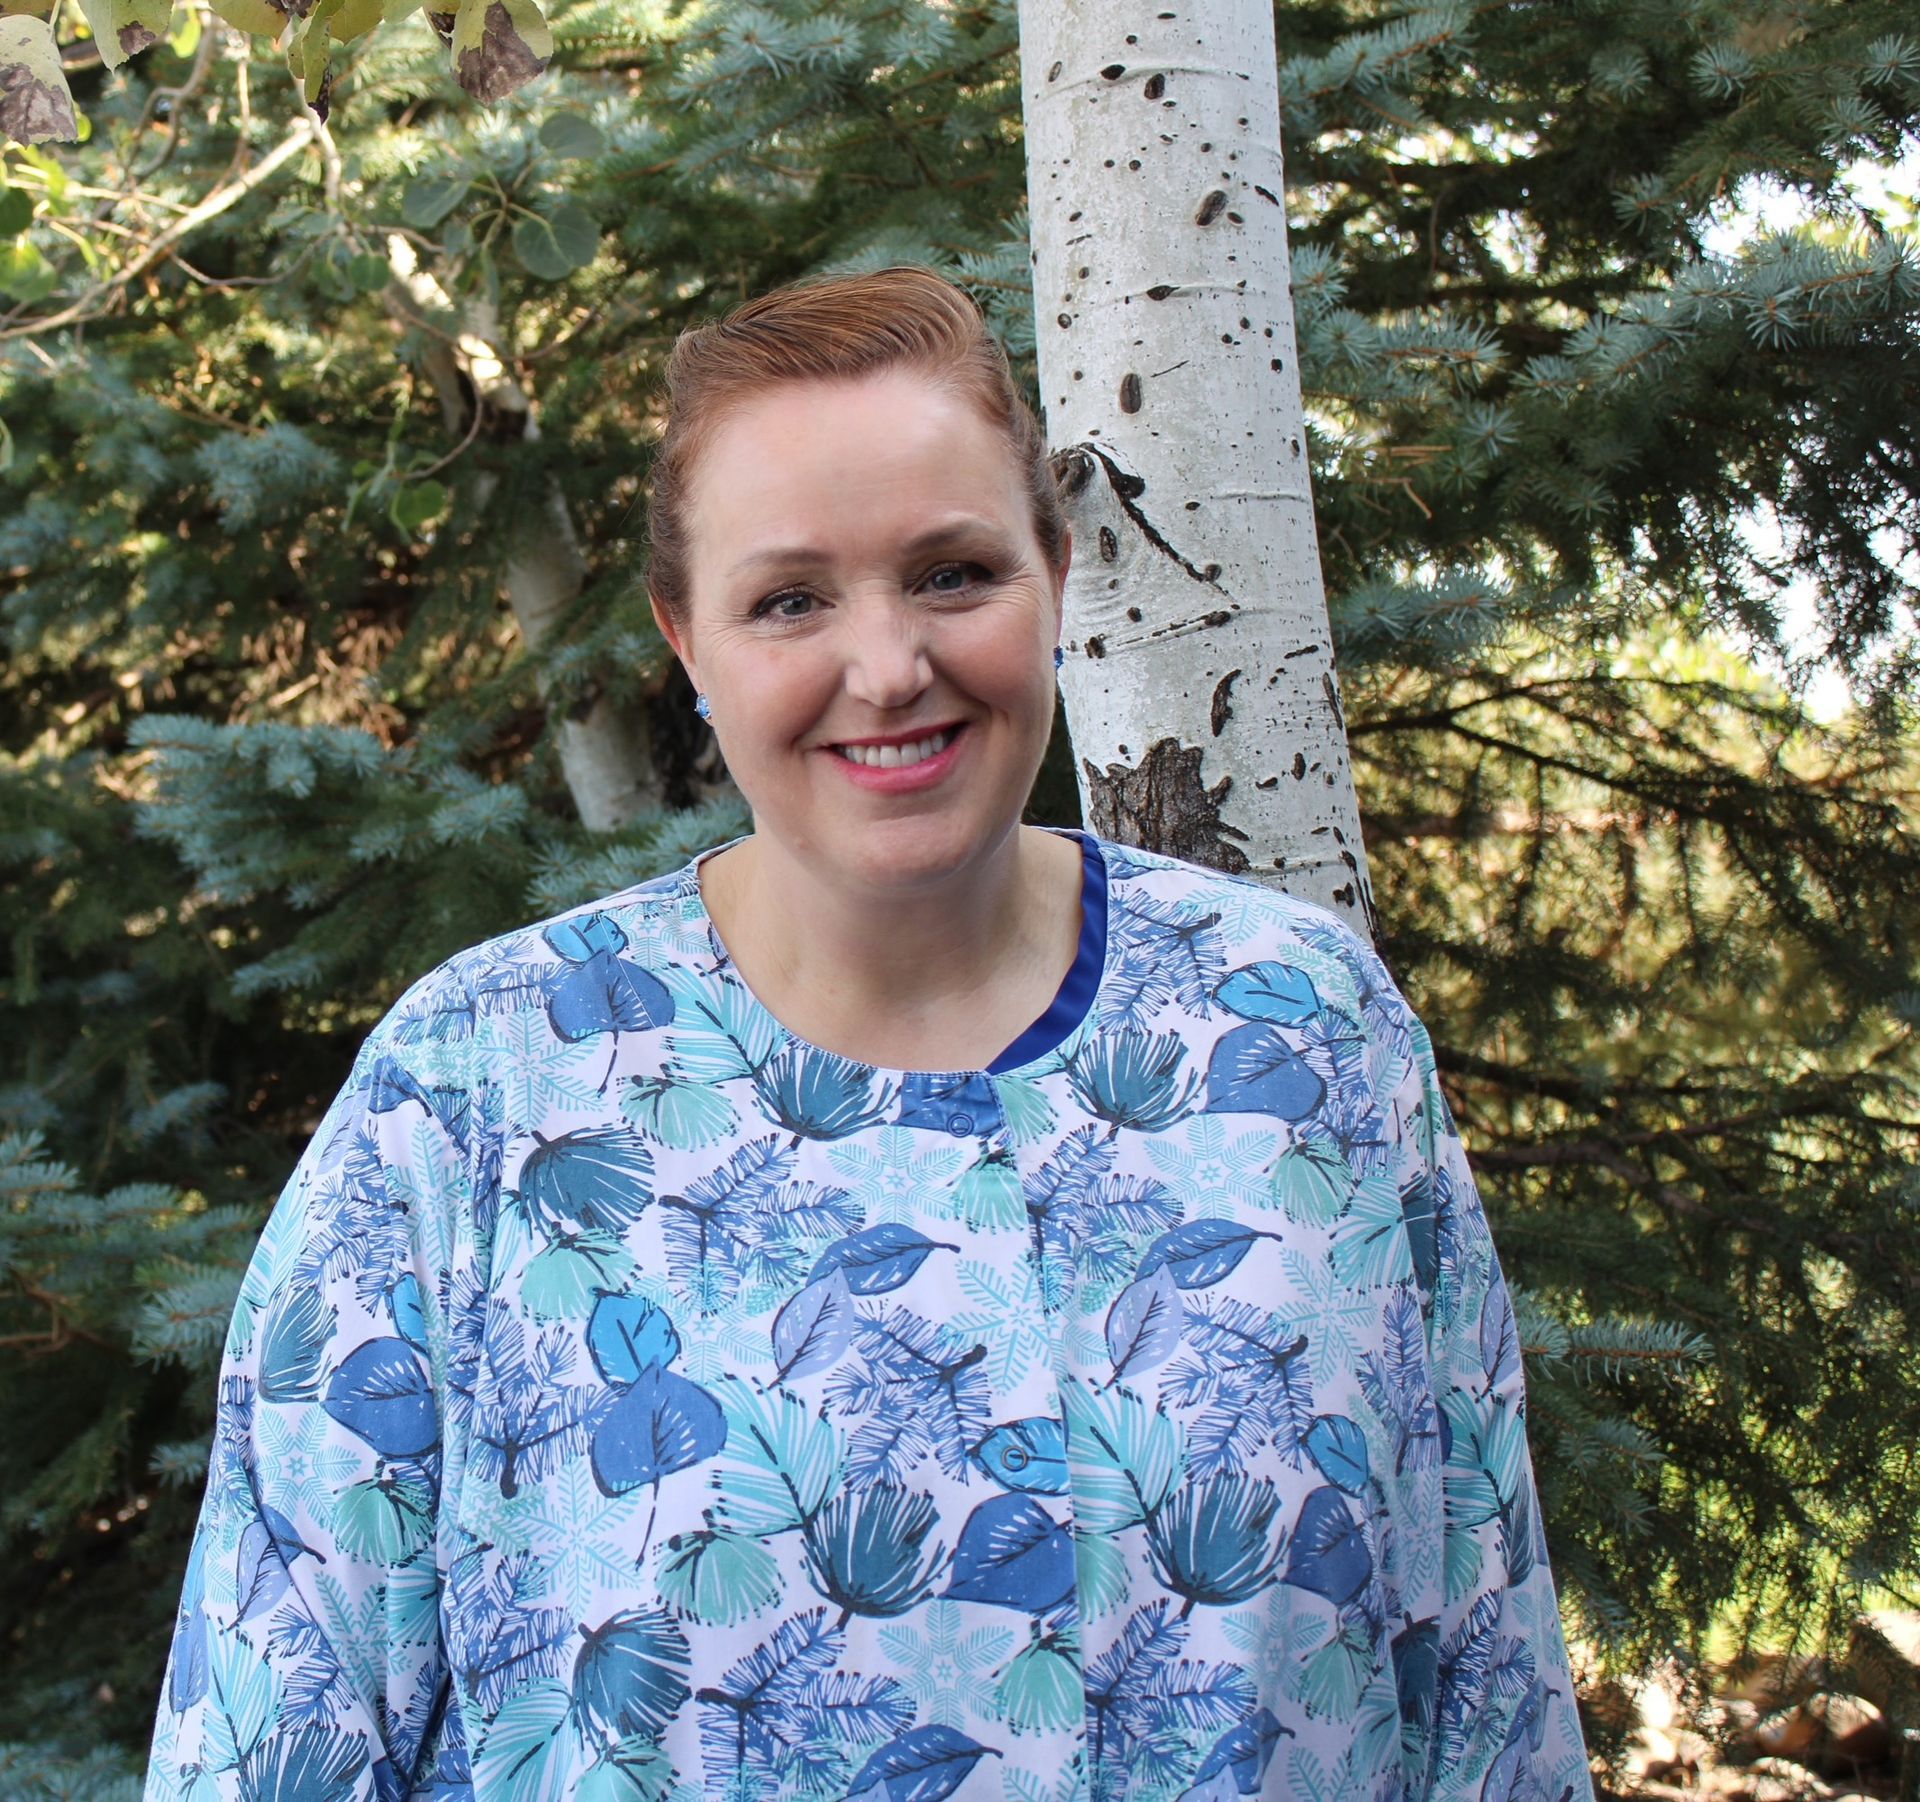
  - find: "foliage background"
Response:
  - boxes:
[1,0,1917,1788]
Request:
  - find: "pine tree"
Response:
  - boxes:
[1,0,1916,1785]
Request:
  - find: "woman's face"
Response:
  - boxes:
[659,370,1068,897]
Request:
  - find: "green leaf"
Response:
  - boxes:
[347,250,391,292]
[402,175,468,229]
[512,201,598,281]
[389,480,449,534]
[0,417,12,474]
[0,239,56,303]
[539,112,606,159]
[0,185,33,237]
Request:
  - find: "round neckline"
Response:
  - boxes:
[678,827,1110,1082]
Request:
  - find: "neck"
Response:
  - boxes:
[701,825,1082,1069]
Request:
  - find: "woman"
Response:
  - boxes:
[147,268,1593,1802]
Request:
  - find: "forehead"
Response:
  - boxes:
[685,371,1029,563]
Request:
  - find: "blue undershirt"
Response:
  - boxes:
[986,832,1108,1073]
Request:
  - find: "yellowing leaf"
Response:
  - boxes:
[165,2,198,55]
[450,0,548,102]
[77,0,172,70]
[329,0,380,46]
[0,14,76,143]
[204,0,282,34]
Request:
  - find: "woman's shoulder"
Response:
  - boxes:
[368,860,707,1053]
[1087,833,1407,1027]
[1091,833,1378,957]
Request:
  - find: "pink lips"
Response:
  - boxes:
[826,723,968,793]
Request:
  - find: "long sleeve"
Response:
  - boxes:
[145,987,472,1802]
[1371,974,1595,1802]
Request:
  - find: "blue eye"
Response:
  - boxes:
[754,589,817,622]
[925,563,990,596]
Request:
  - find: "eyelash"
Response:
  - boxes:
[749,562,995,623]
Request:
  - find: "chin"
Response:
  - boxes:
[812,810,1023,893]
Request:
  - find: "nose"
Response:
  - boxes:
[841,594,932,712]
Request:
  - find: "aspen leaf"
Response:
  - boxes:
[0,183,31,234]
[77,0,171,69]
[401,174,467,228]
[164,1,196,55]
[0,237,56,299]
[389,481,448,534]
[538,110,603,158]
[347,249,390,291]
[330,0,382,44]
[451,0,549,103]
[203,0,280,35]
[512,199,595,280]
[0,15,78,144]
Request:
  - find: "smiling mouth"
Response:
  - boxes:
[832,725,963,769]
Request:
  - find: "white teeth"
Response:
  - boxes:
[840,728,955,768]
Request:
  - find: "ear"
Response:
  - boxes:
[649,589,698,692]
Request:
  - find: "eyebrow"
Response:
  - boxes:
[722,517,1016,583]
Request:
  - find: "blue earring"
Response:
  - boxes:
[694,693,712,721]
[1053,645,1065,671]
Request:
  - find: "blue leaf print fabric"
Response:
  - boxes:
[146,830,1594,1802]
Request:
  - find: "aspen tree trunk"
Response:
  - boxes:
[387,241,657,832]
[1018,0,1377,938]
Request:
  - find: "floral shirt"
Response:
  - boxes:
[146,831,1594,1802]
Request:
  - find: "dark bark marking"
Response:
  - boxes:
[1291,751,1306,779]
[1254,184,1279,205]
[1086,636,1107,658]
[1146,283,1176,300]
[1082,739,1251,874]
[1125,606,1143,622]
[1060,444,1224,592]
[1209,669,1241,736]
[1098,526,1119,562]
[1322,670,1347,732]
[1195,190,1229,226]
[1255,775,1278,789]
[1119,373,1142,413]
[1100,62,1125,78]
[1048,59,1063,80]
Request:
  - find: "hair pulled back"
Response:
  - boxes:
[645,266,1067,628]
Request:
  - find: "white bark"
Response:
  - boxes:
[387,240,656,832]
[1018,0,1377,936]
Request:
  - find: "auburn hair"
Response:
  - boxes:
[645,265,1067,627]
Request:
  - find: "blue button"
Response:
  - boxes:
[948,1113,974,1135]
